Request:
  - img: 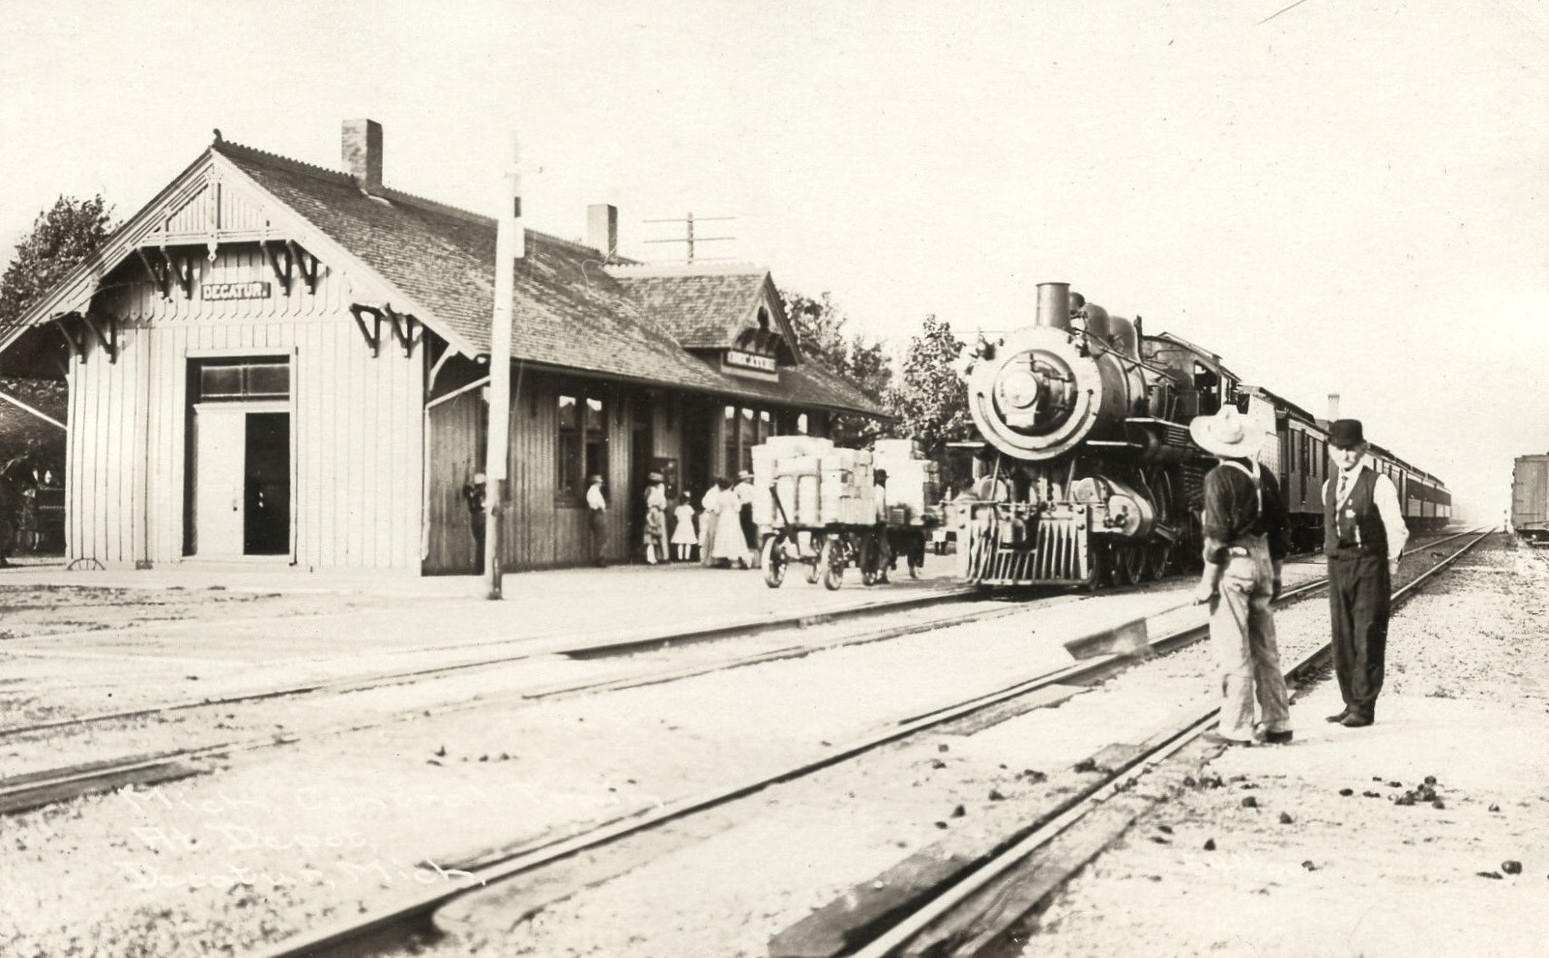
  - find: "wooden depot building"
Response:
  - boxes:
[0,120,885,574]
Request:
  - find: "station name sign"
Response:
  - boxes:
[202,281,272,301]
[725,349,777,373]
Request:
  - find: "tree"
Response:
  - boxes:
[0,194,114,335]
[780,289,894,446]
[888,314,976,490]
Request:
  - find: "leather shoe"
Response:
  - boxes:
[1263,729,1293,745]
[1340,714,1373,728]
[1325,711,1350,723]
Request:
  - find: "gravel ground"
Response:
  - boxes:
[1026,533,1549,958]
[0,571,1209,958]
[0,536,1490,957]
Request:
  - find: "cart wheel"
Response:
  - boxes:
[805,533,824,584]
[820,536,844,591]
[761,536,786,589]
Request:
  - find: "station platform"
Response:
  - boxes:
[0,551,973,665]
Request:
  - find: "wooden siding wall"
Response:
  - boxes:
[72,246,423,569]
[423,371,685,572]
[423,387,484,573]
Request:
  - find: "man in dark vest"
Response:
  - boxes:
[1190,405,1293,746]
[1323,419,1408,728]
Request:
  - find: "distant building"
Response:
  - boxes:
[0,121,884,572]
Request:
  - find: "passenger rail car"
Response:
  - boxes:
[956,282,1449,587]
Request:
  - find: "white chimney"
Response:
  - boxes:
[588,204,618,261]
[342,119,383,192]
[1327,393,1341,421]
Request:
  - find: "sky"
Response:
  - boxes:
[0,0,1545,520]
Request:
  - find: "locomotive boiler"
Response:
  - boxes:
[955,281,1449,588]
[958,282,1247,587]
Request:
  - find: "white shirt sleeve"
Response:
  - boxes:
[586,485,606,511]
[1373,474,1408,560]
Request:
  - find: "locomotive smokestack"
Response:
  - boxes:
[1035,282,1072,331]
[1328,393,1341,421]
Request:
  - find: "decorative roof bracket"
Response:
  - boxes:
[80,311,119,363]
[349,304,382,358]
[52,314,86,363]
[288,240,319,294]
[382,305,418,358]
[260,240,292,296]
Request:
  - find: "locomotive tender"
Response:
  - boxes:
[955,281,1450,587]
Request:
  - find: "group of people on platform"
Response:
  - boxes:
[1189,406,1407,747]
[641,471,760,569]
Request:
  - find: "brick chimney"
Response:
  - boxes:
[588,204,618,261]
[342,119,383,192]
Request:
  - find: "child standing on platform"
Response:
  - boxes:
[671,492,698,562]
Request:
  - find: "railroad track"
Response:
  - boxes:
[1,586,1063,816]
[0,530,1468,818]
[785,527,1492,958]
[233,529,1488,958]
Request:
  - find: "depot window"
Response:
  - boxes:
[722,405,779,475]
[193,359,290,401]
[557,391,608,498]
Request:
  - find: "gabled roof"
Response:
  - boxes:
[4,132,887,418]
[216,140,741,390]
[606,263,802,361]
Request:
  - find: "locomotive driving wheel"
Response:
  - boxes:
[1145,540,1171,581]
[1084,539,1108,592]
[1116,543,1145,586]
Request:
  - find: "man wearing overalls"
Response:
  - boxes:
[1191,406,1294,746]
[1323,419,1407,728]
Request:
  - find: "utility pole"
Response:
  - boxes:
[642,212,735,262]
[484,133,523,599]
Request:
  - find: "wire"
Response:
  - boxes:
[1258,0,1314,25]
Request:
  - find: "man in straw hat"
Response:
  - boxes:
[1322,418,1407,728]
[585,474,608,567]
[642,471,668,565]
[1190,405,1294,746]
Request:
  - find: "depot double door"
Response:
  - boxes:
[190,404,290,558]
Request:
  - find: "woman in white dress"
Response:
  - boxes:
[711,476,748,568]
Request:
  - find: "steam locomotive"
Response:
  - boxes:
[954,282,1450,587]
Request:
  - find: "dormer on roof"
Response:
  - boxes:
[607,261,802,379]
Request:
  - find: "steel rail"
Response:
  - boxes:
[0,585,988,740]
[0,592,1055,817]
[844,528,1492,957]
[239,531,1486,958]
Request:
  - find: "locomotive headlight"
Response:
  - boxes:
[998,368,1042,410]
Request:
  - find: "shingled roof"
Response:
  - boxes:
[214,140,884,417]
[606,264,773,348]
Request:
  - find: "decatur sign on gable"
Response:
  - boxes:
[201,281,272,301]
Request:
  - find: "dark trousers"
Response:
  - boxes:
[589,509,608,565]
[1328,553,1390,720]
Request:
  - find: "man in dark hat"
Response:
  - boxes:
[1323,418,1408,728]
[462,471,488,575]
[1189,406,1294,746]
